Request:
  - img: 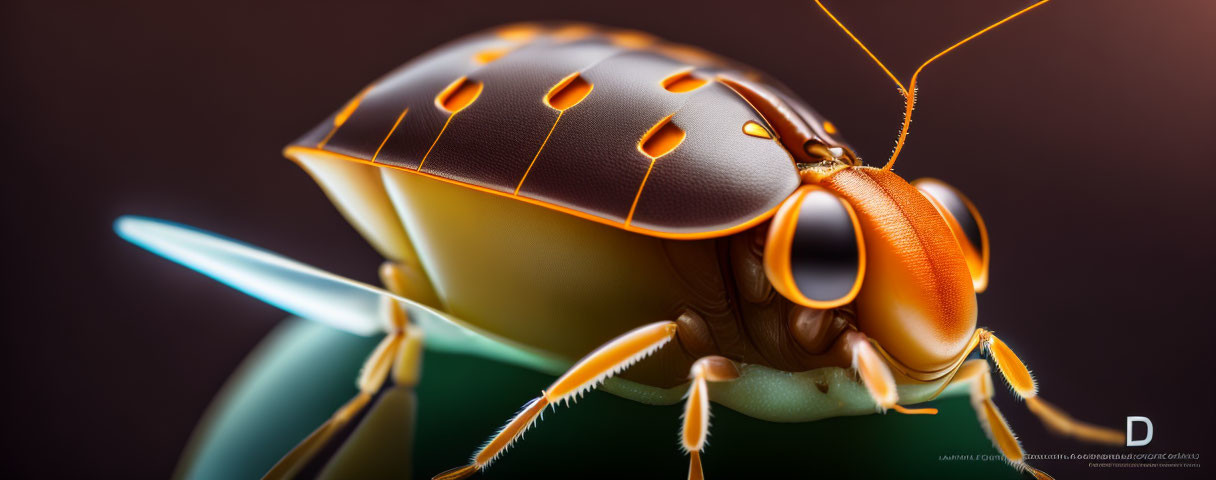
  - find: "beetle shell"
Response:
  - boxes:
[290,23,844,238]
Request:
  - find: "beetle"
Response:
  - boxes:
[116,1,1125,478]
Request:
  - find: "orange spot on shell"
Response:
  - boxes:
[609,29,657,48]
[823,121,838,135]
[639,116,685,159]
[552,24,594,41]
[545,73,592,110]
[497,23,540,41]
[742,121,771,138]
[661,69,708,93]
[473,48,510,64]
[436,77,483,112]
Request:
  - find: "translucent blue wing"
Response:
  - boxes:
[114,215,568,374]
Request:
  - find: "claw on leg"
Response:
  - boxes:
[688,450,704,480]
[433,464,479,480]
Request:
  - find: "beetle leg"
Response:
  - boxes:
[681,356,740,480]
[376,260,430,388]
[846,331,938,415]
[949,359,1053,480]
[264,263,424,479]
[978,329,1124,445]
[434,321,678,480]
[264,321,409,479]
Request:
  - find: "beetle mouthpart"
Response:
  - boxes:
[847,331,900,410]
[788,305,848,354]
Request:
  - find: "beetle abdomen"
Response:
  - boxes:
[288,24,806,238]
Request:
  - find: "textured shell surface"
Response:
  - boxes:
[290,23,843,238]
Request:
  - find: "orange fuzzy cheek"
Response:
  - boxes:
[853,244,977,372]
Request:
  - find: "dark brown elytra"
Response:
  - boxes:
[290,23,850,238]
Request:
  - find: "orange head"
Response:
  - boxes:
[764,166,989,372]
[759,1,1040,371]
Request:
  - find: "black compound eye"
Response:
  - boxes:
[764,186,865,308]
[913,178,989,292]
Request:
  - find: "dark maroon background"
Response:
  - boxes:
[3,0,1213,478]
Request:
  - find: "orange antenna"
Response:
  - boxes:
[813,0,1051,170]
